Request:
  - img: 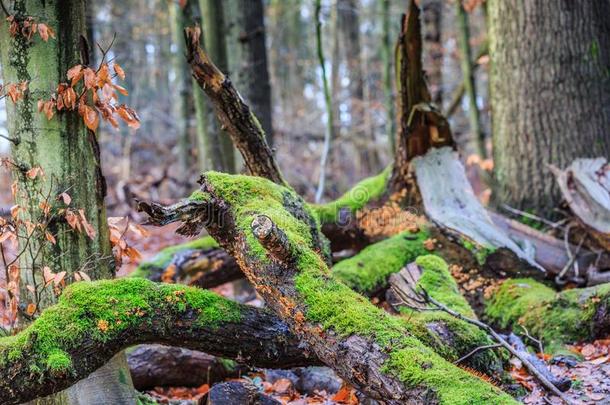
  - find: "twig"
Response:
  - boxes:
[391,283,574,404]
[454,343,502,365]
[0,133,19,145]
[0,0,10,17]
[501,204,565,231]
[555,224,585,285]
[521,325,544,355]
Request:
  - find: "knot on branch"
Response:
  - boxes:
[251,215,292,264]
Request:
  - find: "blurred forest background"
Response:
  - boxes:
[0,0,490,213]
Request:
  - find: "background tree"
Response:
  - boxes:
[489,0,610,214]
[198,0,236,173]
[0,0,135,403]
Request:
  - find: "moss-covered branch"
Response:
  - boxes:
[390,256,505,376]
[0,278,316,405]
[139,172,515,404]
[485,279,610,352]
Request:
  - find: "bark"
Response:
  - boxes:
[488,0,610,215]
[421,0,443,105]
[185,28,284,186]
[0,1,133,404]
[128,345,243,389]
[138,174,515,404]
[0,278,317,405]
[390,3,454,195]
[198,0,236,173]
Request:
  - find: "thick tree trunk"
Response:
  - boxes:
[489,0,610,215]
[381,0,396,153]
[0,1,134,404]
[421,0,443,106]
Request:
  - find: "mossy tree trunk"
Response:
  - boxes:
[0,1,134,403]
[489,0,610,215]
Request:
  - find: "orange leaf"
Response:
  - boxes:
[80,104,99,132]
[78,209,97,240]
[26,303,37,316]
[112,83,128,96]
[67,64,83,86]
[26,166,43,179]
[65,210,81,231]
[37,23,50,41]
[45,231,56,245]
[53,271,66,286]
[83,68,96,89]
[42,266,55,286]
[116,105,140,129]
[113,63,125,80]
[77,271,91,282]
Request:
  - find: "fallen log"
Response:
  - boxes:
[485,278,610,352]
[138,172,515,404]
[132,236,242,289]
[128,345,243,390]
[0,278,316,404]
[388,255,504,376]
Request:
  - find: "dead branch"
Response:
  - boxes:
[184,28,285,187]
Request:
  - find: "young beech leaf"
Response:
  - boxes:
[113,63,125,80]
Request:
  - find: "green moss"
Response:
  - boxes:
[132,236,219,279]
[485,279,610,351]
[461,238,496,266]
[313,166,392,223]
[332,231,430,294]
[46,349,72,373]
[198,172,515,403]
[0,278,242,375]
[397,256,504,373]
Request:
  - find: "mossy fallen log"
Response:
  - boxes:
[139,172,516,404]
[389,255,505,376]
[0,278,316,404]
[485,279,610,352]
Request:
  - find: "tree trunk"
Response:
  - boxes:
[381,0,396,153]
[169,0,193,189]
[421,0,443,106]
[198,0,236,173]
[455,0,484,158]
[337,0,379,175]
[489,0,610,215]
[0,1,134,403]
[232,0,274,147]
